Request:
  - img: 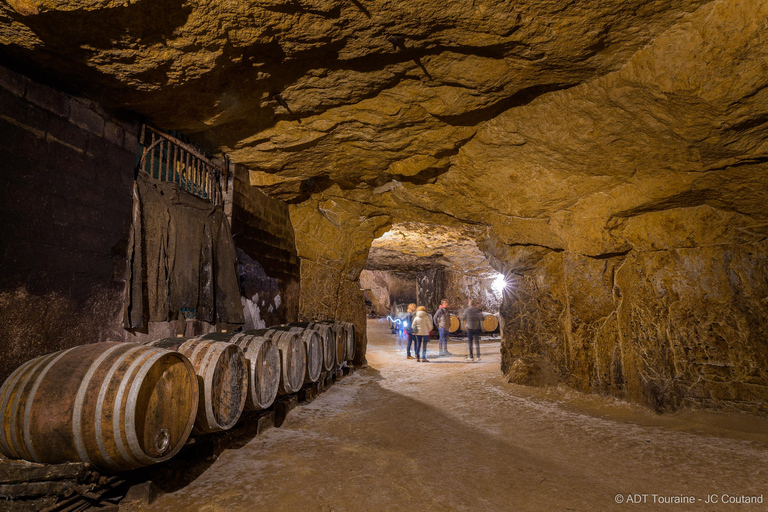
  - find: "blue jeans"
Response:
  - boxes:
[467,329,481,358]
[438,327,449,353]
[406,332,416,357]
[415,335,429,359]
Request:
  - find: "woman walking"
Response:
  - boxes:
[404,303,417,359]
[412,306,434,362]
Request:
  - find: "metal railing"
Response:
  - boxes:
[138,125,226,206]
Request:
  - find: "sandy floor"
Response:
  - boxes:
[141,319,768,511]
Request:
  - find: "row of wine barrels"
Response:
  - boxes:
[145,338,247,434]
[200,332,280,411]
[0,343,198,471]
[458,313,500,333]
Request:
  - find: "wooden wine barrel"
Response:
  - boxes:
[235,334,280,410]
[482,313,499,332]
[271,326,322,384]
[200,331,280,410]
[146,338,248,434]
[449,314,460,334]
[341,322,356,362]
[0,343,197,471]
[324,322,346,368]
[248,329,306,394]
[301,322,336,372]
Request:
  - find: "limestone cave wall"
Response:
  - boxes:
[290,196,392,365]
[442,270,500,314]
[232,163,300,327]
[0,65,138,383]
[488,206,768,414]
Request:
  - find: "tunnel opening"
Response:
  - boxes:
[361,221,505,362]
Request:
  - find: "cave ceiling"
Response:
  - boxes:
[366,222,495,276]
[2,0,768,259]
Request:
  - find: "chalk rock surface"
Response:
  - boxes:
[3,0,767,412]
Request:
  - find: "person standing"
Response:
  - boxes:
[412,306,434,362]
[433,299,452,356]
[404,303,417,359]
[461,299,483,361]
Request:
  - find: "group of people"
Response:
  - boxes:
[398,299,485,362]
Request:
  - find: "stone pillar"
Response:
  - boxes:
[289,195,391,366]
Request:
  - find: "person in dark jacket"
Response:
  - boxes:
[433,299,452,356]
[461,299,483,361]
[404,303,417,359]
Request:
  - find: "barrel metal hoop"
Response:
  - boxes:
[9,352,60,459]
[111,348,154,469]
[95,345,145,469]
[264,343,280,406]
[73,344,125,464]
[229,332,248,345]
[201,343,231,431]
[125,349,172,465]
[23,347,79,461]
[0,357,39,456]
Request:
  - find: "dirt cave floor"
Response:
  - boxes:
[140,320,768,512]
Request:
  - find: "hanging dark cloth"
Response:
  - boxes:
[124,172,243,329]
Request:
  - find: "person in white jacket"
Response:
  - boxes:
[411,306,434,362]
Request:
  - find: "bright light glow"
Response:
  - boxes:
[492,273,508,293]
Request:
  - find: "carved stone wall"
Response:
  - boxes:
[490,207,768,414]
[232,164,300,326]
[0,65,138,383]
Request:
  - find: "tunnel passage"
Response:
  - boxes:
[361,221,503,319]
[0,0,766,446]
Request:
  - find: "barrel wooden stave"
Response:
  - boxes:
[233,334,280,410]
[0,343,197,471]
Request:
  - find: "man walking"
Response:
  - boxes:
[433,299,452,356]
[461,299,483,361]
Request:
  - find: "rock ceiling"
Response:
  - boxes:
[366,222,495,275]
[2,0,767,262]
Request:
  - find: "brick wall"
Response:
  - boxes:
[0,65,138,383]
[231,164,300,324]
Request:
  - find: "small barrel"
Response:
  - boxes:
[449,314,461,334]
[0,343,198,471]
[147,338,248,434]
[271,326,322,384]
[482,313,499,332]
[249,329,306,394]
[341,322,356,362]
